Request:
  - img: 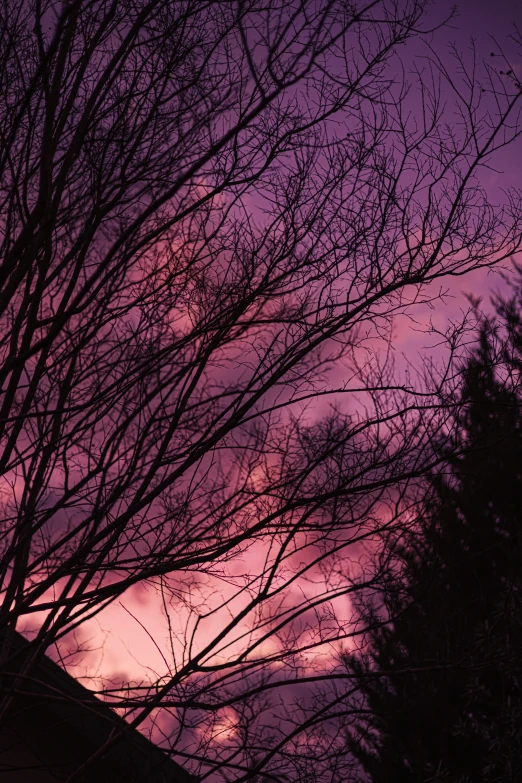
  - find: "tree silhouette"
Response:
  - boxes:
[344,316,522,782]
[1,1,522,780]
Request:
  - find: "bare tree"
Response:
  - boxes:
[0,0,521,780]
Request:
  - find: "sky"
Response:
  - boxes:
[48,0,522,687]
[384,0,522,368]
[18,0,522,771]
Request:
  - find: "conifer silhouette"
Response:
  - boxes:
[344,314,522,782]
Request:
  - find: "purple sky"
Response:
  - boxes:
[47,0,522,683]
[382,1,522,370]
[25,4,522,775]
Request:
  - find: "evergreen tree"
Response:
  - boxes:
[344,323,522,782]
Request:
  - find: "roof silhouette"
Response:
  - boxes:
[0,630,195,782]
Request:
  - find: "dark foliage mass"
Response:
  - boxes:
[344,289,522,782]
